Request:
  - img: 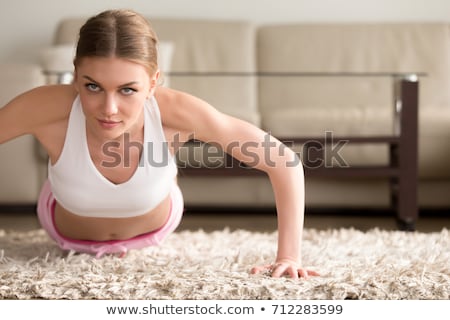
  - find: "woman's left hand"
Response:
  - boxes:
[250,259,320,279]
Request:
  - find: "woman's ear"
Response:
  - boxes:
[151,70,160,88]
[72,70,79,93]
[148,69,160,97]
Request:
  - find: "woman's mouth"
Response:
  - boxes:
[98,119,122,129]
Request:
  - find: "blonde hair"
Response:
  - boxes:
[74,9,159,76]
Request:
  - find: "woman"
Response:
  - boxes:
[0,9,317,279]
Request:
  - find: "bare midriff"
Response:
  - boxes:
[53,194,171,241]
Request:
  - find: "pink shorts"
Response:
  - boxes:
[37,180,184,258]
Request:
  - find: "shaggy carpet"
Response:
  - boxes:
[0,227,449,299]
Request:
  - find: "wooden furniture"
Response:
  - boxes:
[176,72,421,231]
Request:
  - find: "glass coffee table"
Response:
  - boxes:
[174,72,421,231]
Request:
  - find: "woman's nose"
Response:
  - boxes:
[103,95,118,116]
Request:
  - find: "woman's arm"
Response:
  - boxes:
[157,87,318,278]
[0,85,74,145]
[0,91,37,144]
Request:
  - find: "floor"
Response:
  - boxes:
[1,207,449,233]
[180,208,450,232]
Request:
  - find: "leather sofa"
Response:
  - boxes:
[1,18,450,214]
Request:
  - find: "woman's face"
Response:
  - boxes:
[74,56,159,141]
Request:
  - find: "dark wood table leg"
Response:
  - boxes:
[396,78,419,231]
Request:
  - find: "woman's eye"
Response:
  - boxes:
[85,83,100,92]
[121,87,137,95]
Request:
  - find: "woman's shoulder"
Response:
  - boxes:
[0,84,77,144]
[28,84,77,115]
[20,84,77,126]
[154,86,223,130]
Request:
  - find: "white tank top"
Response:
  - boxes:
[48,95,178,218]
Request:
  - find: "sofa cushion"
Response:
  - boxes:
[157,41,174,87]
[257,23,450,117]
[419,108,450,178]
[39,44,75,84]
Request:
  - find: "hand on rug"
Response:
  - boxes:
[250,259,320,279]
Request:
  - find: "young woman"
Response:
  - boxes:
[0,9,317,279]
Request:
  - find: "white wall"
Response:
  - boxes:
[1,0,450,64]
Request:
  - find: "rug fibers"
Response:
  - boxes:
[0,227,449,299]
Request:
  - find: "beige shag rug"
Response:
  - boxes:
[0,227,449,299]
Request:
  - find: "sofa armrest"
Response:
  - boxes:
[0,63,47,204]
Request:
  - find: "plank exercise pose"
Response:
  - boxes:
[0,9,318,278]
